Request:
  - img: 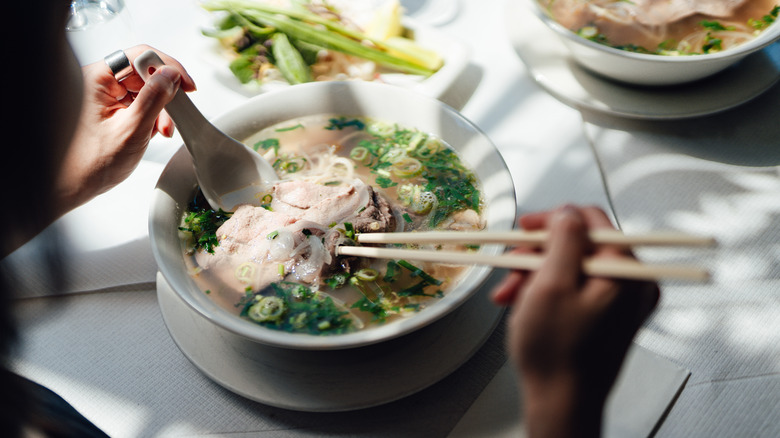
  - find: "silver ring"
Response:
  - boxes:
[104,50,133,82]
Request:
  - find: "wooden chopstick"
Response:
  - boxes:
[355,230,717,248]
[336,246,710,282]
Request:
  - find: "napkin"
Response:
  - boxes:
[4,160,165,298]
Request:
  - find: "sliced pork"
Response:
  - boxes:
[632,0,748,26]
[196,179,395,301]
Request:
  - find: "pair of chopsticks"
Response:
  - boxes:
[335,230,716,282]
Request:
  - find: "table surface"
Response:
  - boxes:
[9,0,780,436]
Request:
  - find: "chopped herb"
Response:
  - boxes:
[267,230,279,240]
[702,35,723,53]
[302,228,312,237]
[354,268,379,281]
[397,260,443,286]
[700,20,734,32]
[275,123,304,132]
[344,222,355,239]
[402,213,412,223]
[383,260,400,282]
[374,176,397,188]
[254,138,280,154]
[325,272,348,289]
[398,280,440,297]
[239,282,352,334]
[749,6,779,30]
[325,117,365,131]
[272,155,307,173]
[352,295,388,321]
[178,203,232,254]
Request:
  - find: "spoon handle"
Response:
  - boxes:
[133,50,216,162]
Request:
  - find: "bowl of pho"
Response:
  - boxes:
[530,0,780,85]
[150,81,517,352]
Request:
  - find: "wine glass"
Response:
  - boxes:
[66,0,135,65]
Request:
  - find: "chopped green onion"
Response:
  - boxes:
[355,268,379,281]
[397,260,442,286]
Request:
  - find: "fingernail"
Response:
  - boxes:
[156,66,181,88]
[553,204,578,222]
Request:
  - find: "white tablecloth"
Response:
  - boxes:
[580,82,780,437]
[8,0,747,436]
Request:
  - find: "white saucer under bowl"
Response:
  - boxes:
[156,271,505,412]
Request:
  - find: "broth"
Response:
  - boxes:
[539,0,779,55]
[179,115,485,335]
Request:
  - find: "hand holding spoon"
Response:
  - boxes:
[133,50,278,211]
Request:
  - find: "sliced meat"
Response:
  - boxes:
[632,0,747,26]
[198,179,396,294]
[271,178,371,225]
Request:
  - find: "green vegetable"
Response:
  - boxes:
[178,201,232,254]
[749,6,779,30]
[341,119,480,227]
[700,20,735,32]
[247,296,285,322]
[325,272,349,289]
[275,123,304,132]
[202,0,439,78]
[326,117,366,131]
[344,222,355,239]
[702,35,723,53]
[254,138,279,154]
[383,260,400,282]
[397,260,442,286]
[272,155,307,174]
[240,282,353,334]
[354,268,379,281]
[271,32,313,84]
[352,294,389,321]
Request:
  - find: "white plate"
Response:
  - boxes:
[506,1,780,120]
[157,271,505,412]
[202,17,470,100]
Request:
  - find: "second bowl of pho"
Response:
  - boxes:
[150,81,516,352]
[530,0,780,85]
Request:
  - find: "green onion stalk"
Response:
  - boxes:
[201,0,439,77]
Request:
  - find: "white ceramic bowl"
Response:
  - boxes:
[528,0,780,86]
[149,81,517,352]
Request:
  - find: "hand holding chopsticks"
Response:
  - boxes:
[336,229,715,282]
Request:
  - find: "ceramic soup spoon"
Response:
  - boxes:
[133,50,278,211]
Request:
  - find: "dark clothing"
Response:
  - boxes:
[3,372,109,438]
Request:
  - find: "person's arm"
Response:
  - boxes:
[492,205,659,438]
[0,45,196,259]
[54,45,196,219]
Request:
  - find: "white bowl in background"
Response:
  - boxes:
[528,0,780,86]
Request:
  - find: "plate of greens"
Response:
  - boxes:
[199,0,470,99]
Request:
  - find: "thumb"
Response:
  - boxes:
[128,65,181,136]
